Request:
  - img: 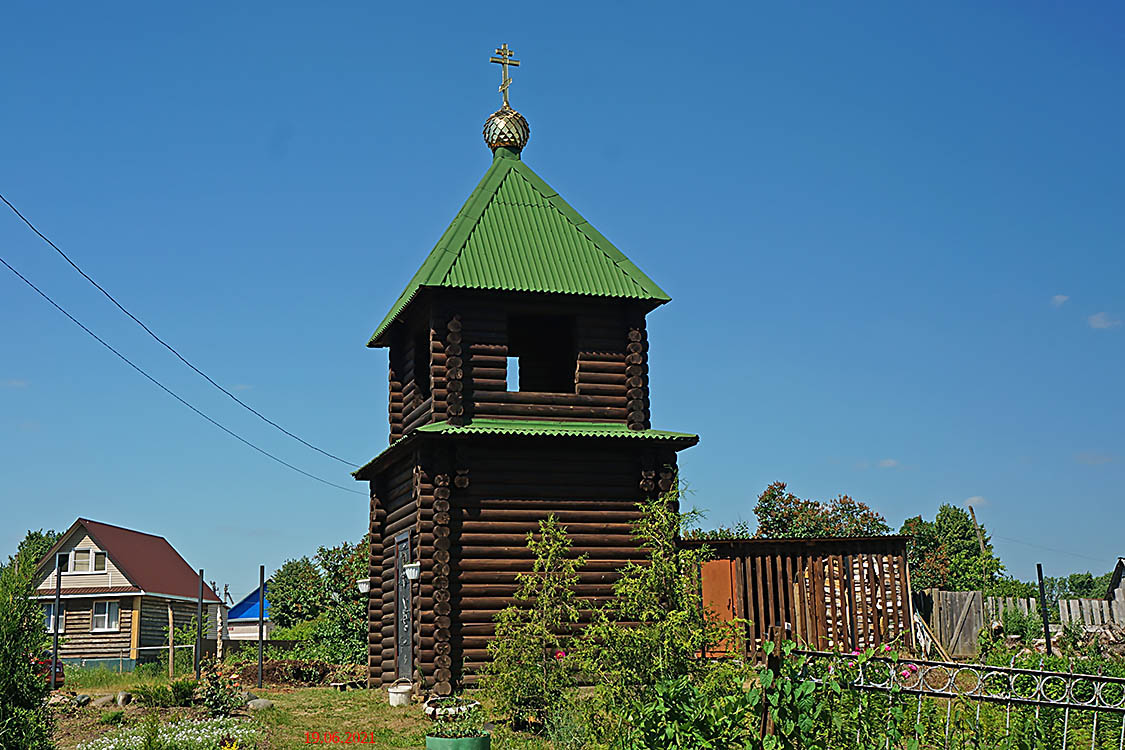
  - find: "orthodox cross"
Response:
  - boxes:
[489,43,520,107]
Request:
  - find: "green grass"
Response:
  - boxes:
[62,664,174,691]
[251,688,552,750]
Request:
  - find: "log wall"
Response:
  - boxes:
[367,451,423,688]
[448,439,674,688]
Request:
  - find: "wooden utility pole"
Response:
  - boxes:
[968,505,987,555]
[50,563,62,690]
[194,569,204,679]
[167,602,174,678]
[1037,563,1053,656]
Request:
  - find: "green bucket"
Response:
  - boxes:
[424,736,491,750]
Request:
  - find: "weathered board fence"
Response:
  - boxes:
[915,590,1125,658]
[691,536,913,654]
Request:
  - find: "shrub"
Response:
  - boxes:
[579,487,740,708]
[170,678,198,707]
[483,515,584,729]
[0,548,53,750]
[425,698,487,739]
[619,674,759,749]
[98,709,125,726]
[132,683,176,708]
[199,660,243,717]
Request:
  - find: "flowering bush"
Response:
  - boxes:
[199,660,244,717]
[77,716,259,750]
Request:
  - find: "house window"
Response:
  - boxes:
[59,548,106,574]
[92,601,119,632]
[44,602,64,633]
[507,315,576,393]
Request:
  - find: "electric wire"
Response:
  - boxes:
[0,192,358,467]
[1,252,365,496]
[992,535,1106,565]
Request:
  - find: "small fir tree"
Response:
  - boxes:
[484,515,585,729]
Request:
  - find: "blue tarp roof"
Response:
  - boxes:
[228,583,269,622]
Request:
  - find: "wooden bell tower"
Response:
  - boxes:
[356,46,697,695]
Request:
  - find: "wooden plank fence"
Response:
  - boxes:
[690,536,913,655]
[916,590,1125,658]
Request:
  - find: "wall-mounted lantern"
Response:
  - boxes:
[403,562,421,582]
[356,578,371,594]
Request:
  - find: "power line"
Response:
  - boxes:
[992,535,1106,565]
[0,192,358,467]
[1,252,365,496]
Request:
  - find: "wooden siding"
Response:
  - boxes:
[49,597,134,661]
[693,538,914,655]
[33,532,130,591]
[137,597,201,653]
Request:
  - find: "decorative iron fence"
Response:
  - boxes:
[796,649,1125,749]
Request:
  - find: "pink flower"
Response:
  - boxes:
[848,661,856,667]
[901,669,910,678]
[553,650,566,661]
[883,645,892,652]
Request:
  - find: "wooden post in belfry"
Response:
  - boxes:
[968,505,987,555]
[167,602,174,678]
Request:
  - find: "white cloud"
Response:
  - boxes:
[877,458,899,469]
[1076,452,1116,466]
[1088,312,1121,330]
[1050,295,1069,308]
[964,495,988,508]
[1,379,29,388]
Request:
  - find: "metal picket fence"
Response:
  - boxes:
[796,649,1125,749]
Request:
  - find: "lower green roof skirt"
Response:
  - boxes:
[353,419,698,480]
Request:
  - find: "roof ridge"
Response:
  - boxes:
[80,517,166,541]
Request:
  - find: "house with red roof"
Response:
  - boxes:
[32,518,222,670]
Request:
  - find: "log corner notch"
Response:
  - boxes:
[444,315,465,428]
[430,466,454,695]
[625,311,650,432]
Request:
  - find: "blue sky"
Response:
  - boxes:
[2,2,1122,601]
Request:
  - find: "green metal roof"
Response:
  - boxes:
[367,149,671,346]
[353,419,698,479]
[417,419,697,441]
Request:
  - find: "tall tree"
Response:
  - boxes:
[752,481,890,538]
[0,548,54,749]
[2,529,62,574]
[900,504,1004,591]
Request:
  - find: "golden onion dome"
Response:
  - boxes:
[483,104,530,153]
